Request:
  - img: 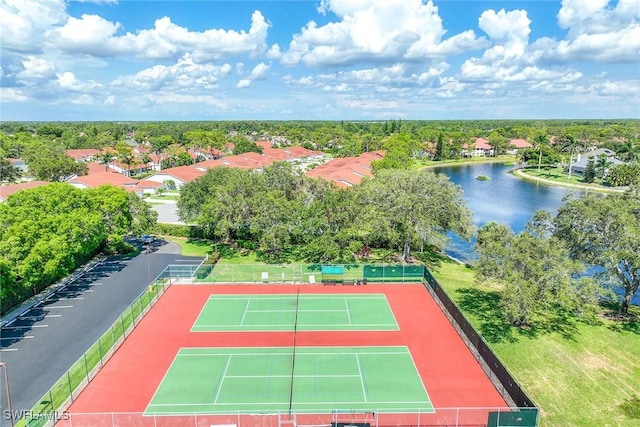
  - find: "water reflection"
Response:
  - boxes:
[434,163,574,261]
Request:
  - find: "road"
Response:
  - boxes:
[0,239,202,426]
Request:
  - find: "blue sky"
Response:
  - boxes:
[1,0,639,121]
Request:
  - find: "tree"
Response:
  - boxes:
[23,143,88,181]
[595,154,611,184]
[553,190,640,314]
[0,156,21,183]
[231,136,263,155]
[475,218,601,326]
[487,131,509,157]
[115,142,136,176]
[356,169,474,262]
[583,159,596,183]
[147,135,174,169]
[96,150,116,172]
[606,163,640,187]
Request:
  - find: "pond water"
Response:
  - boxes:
[435,162,574,261]
[435,162,639,305]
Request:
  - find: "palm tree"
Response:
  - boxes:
[558,135,584,179]
[595,154,611,184]
[96,150,116,172]
[615,140,640,162]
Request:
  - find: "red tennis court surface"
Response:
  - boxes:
[61,284,508,426]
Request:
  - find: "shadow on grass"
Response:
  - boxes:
[520,307,580,341]
[620,395,640,419]
[455,288,584,343]
[603,302,640,335]
[455,288,517,344]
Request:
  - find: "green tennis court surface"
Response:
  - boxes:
[191,294,399,332]
[145,346,433,415]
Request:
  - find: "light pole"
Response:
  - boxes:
[0,362,14,427]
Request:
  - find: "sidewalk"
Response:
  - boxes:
[0,256,106,327]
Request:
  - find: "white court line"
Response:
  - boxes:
[193,323,396,328]
[355,354,367,402]
[223,374,361,379]
[345,299,352,325]
[208,295,388,300]
[180,351,407,357]
[244,309,346,313]
[0,335,33,340]
[148,399,430,407]
[239,300,250,326]
[213,355,232,404]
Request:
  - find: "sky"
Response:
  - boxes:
[1,0,639,121]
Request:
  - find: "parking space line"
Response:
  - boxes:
[0,349,19,352]
[47,305,73,309]
[0,335,33,340]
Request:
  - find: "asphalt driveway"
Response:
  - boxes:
[0,239,202,426]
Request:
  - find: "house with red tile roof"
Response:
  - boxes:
[507,139,533,154]
[462,138,494,157]
[65,149,100,162]
[305,151,384,188]
[69,172,140,193]
[0,181,50,202]
[142,165,207,189]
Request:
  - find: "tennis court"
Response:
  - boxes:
[191,294,399,332]
[145,346,433,415]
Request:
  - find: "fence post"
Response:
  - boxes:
[98,338,103,367]
[67,372,73,402]
[84,353,89,381]
[49,389,54,411]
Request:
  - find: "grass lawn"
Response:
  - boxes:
[421,155,518,168]
[162,236,216,257]
[431,259,640,427]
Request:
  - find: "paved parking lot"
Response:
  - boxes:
[0,240,202,426]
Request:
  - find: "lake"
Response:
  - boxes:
[435,162,639,305]
[435,162,574,261]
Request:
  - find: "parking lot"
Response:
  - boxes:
[0,240,202,427]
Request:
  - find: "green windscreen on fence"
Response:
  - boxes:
[363,265,425,282]
[487,409,538,427]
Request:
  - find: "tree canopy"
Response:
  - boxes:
[0,183,157,314]
[553,188,640,313]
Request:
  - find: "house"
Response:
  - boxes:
[305,151,385,188]
[65,149,100,162]
[507,139,533,154]
[0,181,50,202]
[571,148,624,174]
[142,165,206,189]
[69,172,141,194]
[462,138,494,157]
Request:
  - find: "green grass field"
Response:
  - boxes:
[431,259,640,427]
[145,346,432,415]
[191,294,398,332]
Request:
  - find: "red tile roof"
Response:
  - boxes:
[69,172,138,188]
[0,181,50,201]
[305,151,384,188]
[65,149,100,160]
[510,139,532,149]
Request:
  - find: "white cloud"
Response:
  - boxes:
[266,44,282,59]
[0,0,67,52]
[16,56,56,80]
[104,95,115,105]
[0,87,29,102]
[56,71,103,91]
[113,56,232,91]
[47,10,270,62]
[237,79,251,89]
[152,93,228,108]
[248,62,270,80]
[70,94,96,105]
[281,0,486,68]
[550,0,640,62]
